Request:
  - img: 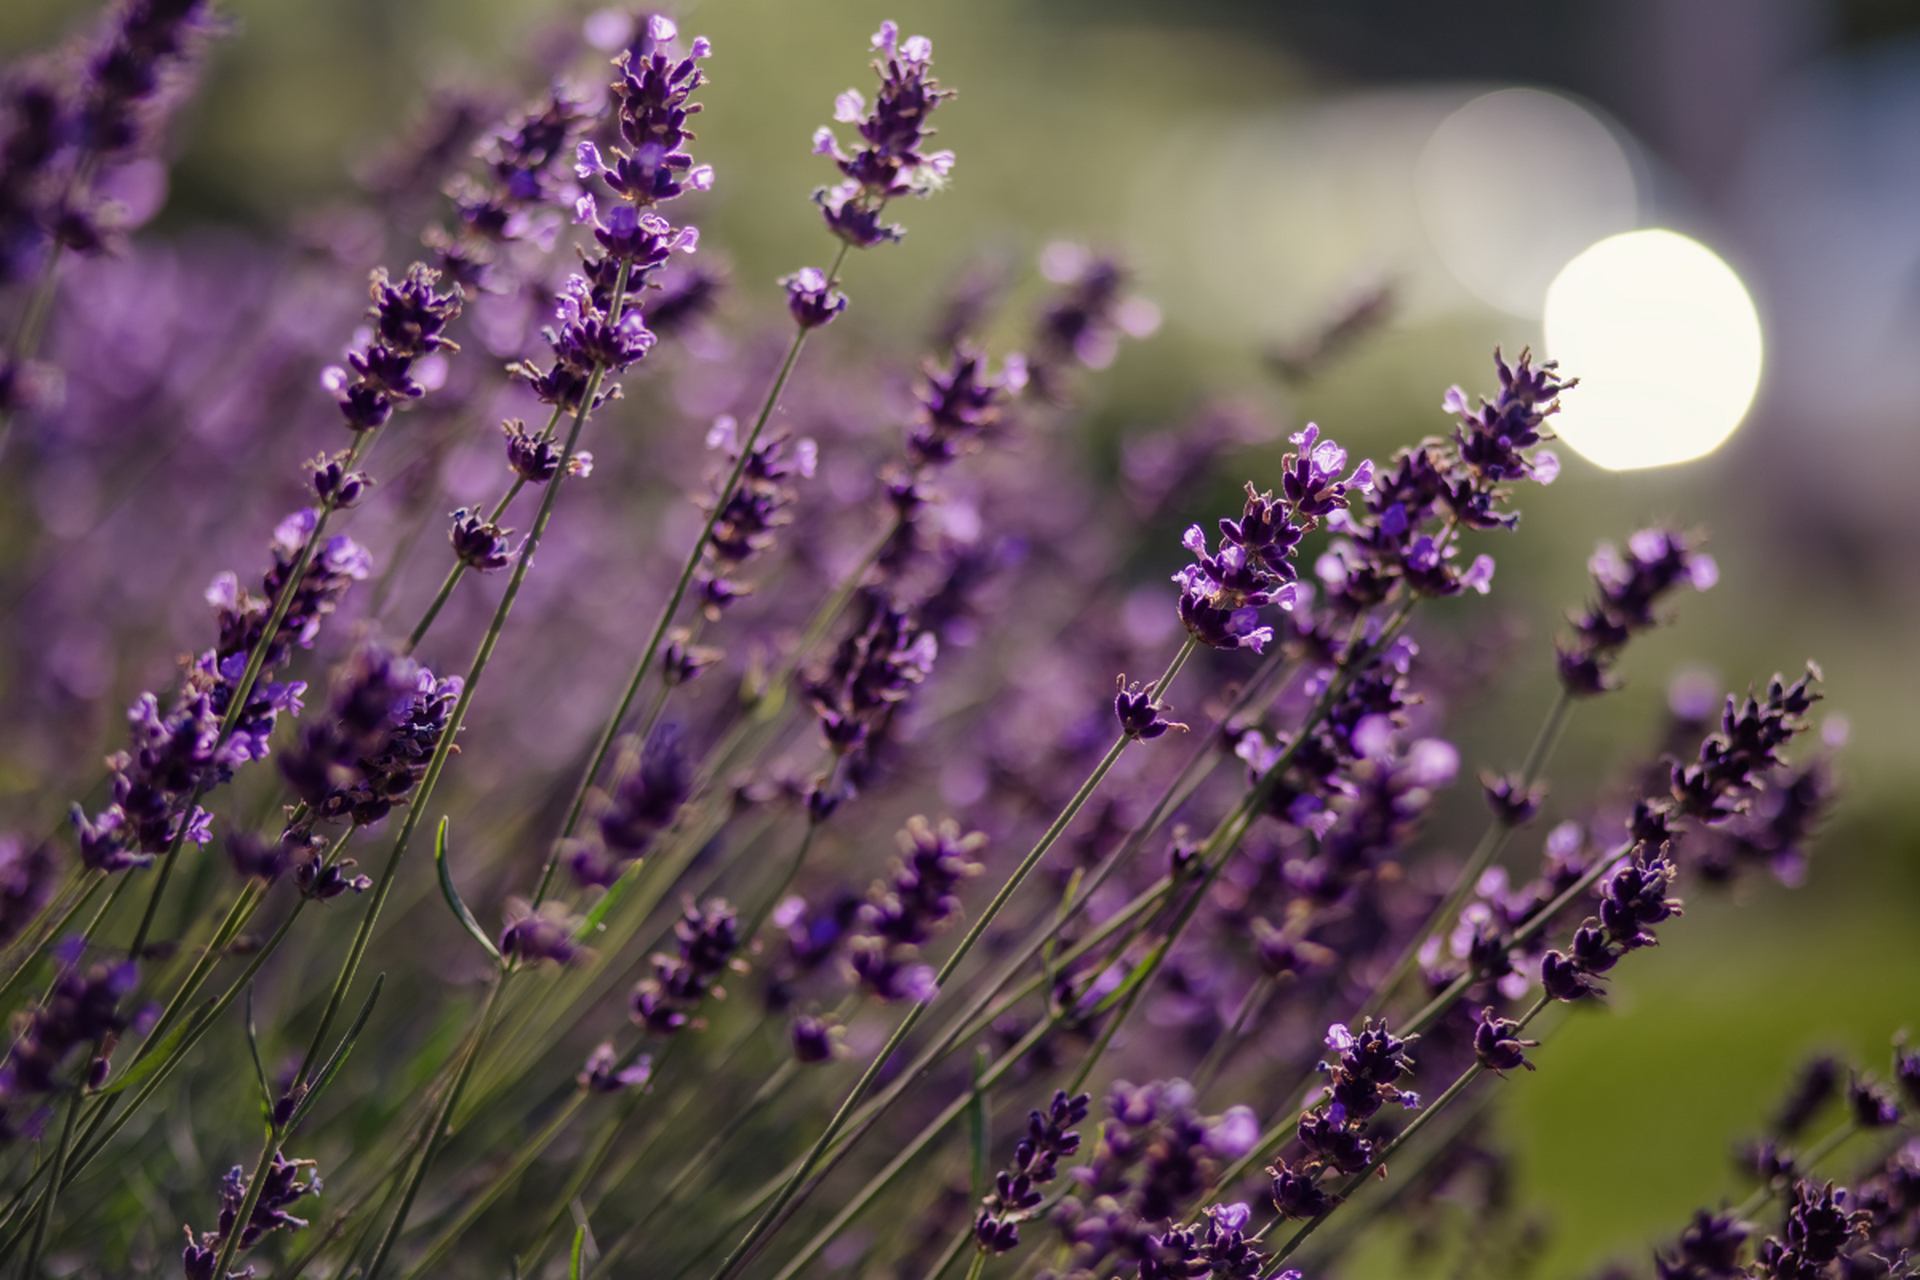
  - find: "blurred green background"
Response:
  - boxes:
[5,0,1918,1274]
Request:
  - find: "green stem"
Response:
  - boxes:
[16,1087,80,1279]
[209,1126,284,1280]
[360,977,506,1280]
[532,242,850,909]
[404,442,545,653]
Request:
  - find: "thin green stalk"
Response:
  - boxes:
[16,1088,80,1279]
[533,242,850,908]
[962,1244,988,1280]
[711,637,1197,1280]
[1357,685,1574,1020]
[360,977,507,1280]
[209,1126,283,1280]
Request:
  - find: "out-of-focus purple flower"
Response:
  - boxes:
[578,1042,651,1093]
[499,897,584,967]
[1027,243,1159,398]
[0,834,57,950]
[806,592,937,757]
[1557,527,1717,697]
[849,816,983,1001]
[0,958,136,1128]
[575,726,691,889]
[1657,1210,1750,1280]
[906,346,1024,466]
[630,898,740,1036]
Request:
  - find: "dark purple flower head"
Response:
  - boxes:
[1667,666,1820,824]
[811,21,955,246]
[807,592,937,757]
[781,266,848,329]
[0,835,58,951]
[294,848,372,902]
[1772,1055,1840,1139]
[581,725,691,886]
[450,84,593,246]
[630,897,741,1036]
[1317,1018,1421,1123]
[1027,243,1160,397]
[1115,680,1186,742]
[850,816,983,1001]
[976,1089,1090,1252]
[906,346,1025,466]
[1471,1006,1539,1073]
[1846,1074,1902,1129]
[183,1150,319,1276]
[1895,1037,1920,1111]
[1482,771,1546,826]
[789,1015,839,1064]
[448,508,515,572]
[547,273,658,373]
[699,418,817,569]
[307,451,371,508]
[572,193,700,265]
[502,419,565,483]
[1558,528,1717,697]
[1269,1160,1337,1219]
[578,1042,651,1093]
[1441,346,1566,494]
[499,897,584,967]
[576,18,713,209]
[1657,1210,1750,1280]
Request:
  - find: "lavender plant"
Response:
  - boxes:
[0,7,1901,1280]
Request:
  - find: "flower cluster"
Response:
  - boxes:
[906,347,1026,467]
[447,84,593,255]
[181,1153,321,1280]
[1268,1021,1421,1218]
[1135,1202,1273,1280]
[321,264,462,432]
[1026,243,1160,399]
[1174,427,1371,654]
[630,898,741,1036]
[694,418,818,620]
[572,726,691,889]
[576,17,713,209]
[499,897,585,967]
[0,833,57,951]
[0,959,136,1137]
[975,1089,1090,1252]
[811,21,954,248]
[847,816,985,1002]
[1668,667,1821,823]
[279,635,461,832]
[1539,823,1683,1003]
[73,515,374,870]
[1052,1080,1259,1275]
[1557,528,1718,696]
[806,590,938,763]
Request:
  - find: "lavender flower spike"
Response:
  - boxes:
[812,20,955,247]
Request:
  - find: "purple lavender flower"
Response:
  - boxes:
[448,508,515,571]
[1471,1007,1538,1073]
[575,17,714,209]
[1557,528,1717,697]
[578,1042,651,1093]
[499,897,584,967]
[789,1014,839,1064]
[1668,667,1820,823]
[1657,1210,1750,1280]
[630,898,741,1036]
[1440,347,1567,527]
[449,84,593,248]
[906,346,1025,466]
[321,264,462,433]
[806,592,938,757]
[848,816,984,1002]
[1027,243,1160,398]
[182,1152,319,1279]
[811,21,954,247]
[514,274,660,410]
[573,725,690,889]
[0,958,136,1130]
[976,1089,1090,1252]
[0,834,57,950]
[781,266,848,329]
[1751,1181,1870,1279]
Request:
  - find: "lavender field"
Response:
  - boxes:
[0,1,1916,1277]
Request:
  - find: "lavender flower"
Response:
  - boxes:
[321,264,462,432]
[0,833,57,950]
[448,84,593,249]
[1752,1182,1870,1279]
[811,21,954,247]
[499,897,584,967]
[1557,528,1718,697]
[630,898,741,1036]
[1027,243,1160,398]
[448,508,515,571]
[1657,1210,1750,1280]
[573,725,691,889]
[848,816,984,1002]
[906,346,1025,466]
[975,1089,1090,1252]
[0,958,136,1134]
[181,1153,320,1280]
[806,591,938,756]
[578,1042,651,1093]
[1470,1007,1538,1073]
[575,17,714,210]
[781,266,847,329]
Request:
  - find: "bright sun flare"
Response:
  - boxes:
[1542,229,1763,471]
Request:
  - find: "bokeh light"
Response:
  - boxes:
[1415,88,1639,318]
[1543,229,1764,470]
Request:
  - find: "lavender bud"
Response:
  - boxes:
[1471,1007,1538,1073]
[781,266,847,328]
[448,509,514,571]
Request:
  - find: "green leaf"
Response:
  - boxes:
[436,817,501,962]
[288,972,386,1133]
[245,984,271,1122]
[572,856,647,942]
